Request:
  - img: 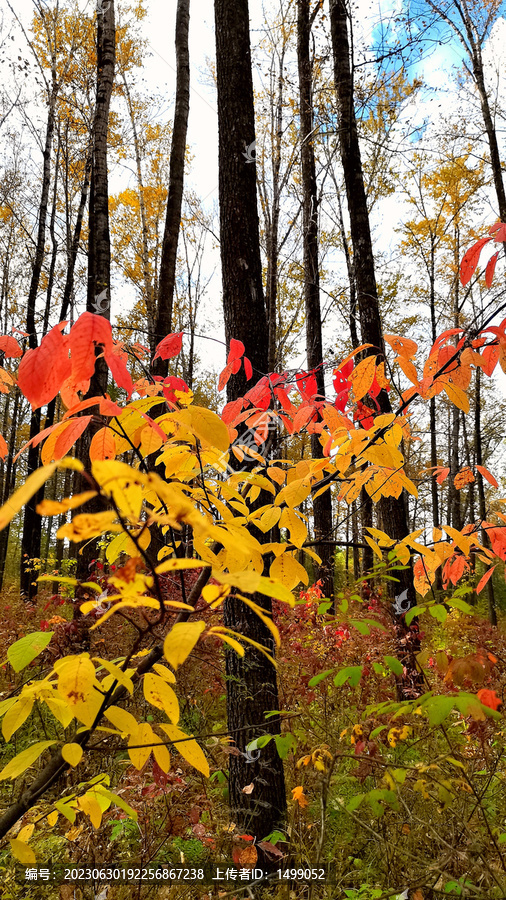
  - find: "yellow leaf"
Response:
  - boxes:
[170,406,229,452]
[104,706,138,735]
[10,839,36,866]
[47,811,58,828]
[366,526,395,547]
[2,695,34,742]
[275,478,311,508]
[280,508,307,549]
[155,558,204,575]
[236,595,280,647]
[270,552,309,590]
[0,740,56,780]
[255,506,282,533]
[364,535,383,561]
[18,824,34,842]
[208,629,245,656]
[62,743,83,767]
[57,511,122,541]
[152,738,171,773]
[213,570,296,606]
[93,658,134,694]
[55,655,96,706]
[36,491,97,516]
[128,722,155,770]
[443,382,469,413]
[143,673,180,724]
[159,723,209,776]
[163,621,206,670]
[0,463,59,530]
[362,442,404,469]
[443,524,471,556]
[77,792,104,829]
[349,355,376,401]
[152,663,176,683]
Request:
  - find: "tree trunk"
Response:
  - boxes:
[215,0,286,842]
[20,57,58,600]
[153,0,190,370]
[297,0,334,604]
[76,0,116,585]
[329,0,421,698]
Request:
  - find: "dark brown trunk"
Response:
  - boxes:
[153,0,190,369]
[297,0,334,603]
[215,0,286,841]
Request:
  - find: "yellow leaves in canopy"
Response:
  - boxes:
[143,673,180,724]
[92,460,144,522]
[270,552,309,590]
[166,406,230,452]
[275,478,311,508]
[0,740,56,780]
[57,511,123,542]
[0,459,82,531]
[280,507,307,548]
[349,355,376,401]
[159,723,209,777]
[163,621,206,670]
[213,569,295,606]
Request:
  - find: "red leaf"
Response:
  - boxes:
[105,346,133,397]
[476,688,502,710]
[476,465,499,488]
[69,312,113,385]
[485,251,499,288]
[489,222,506,242]
[481,344,500,376]
[476,566,496,594]
[0,336,22,358]
[221,398,244,424]
[53,416,92,460]
[17,323,71,409]
[296,371,318,401]
[153,331,183,361]
[231,357,241,374]
[218,362,234,391]
[244,376,271,409]
[163,376,189,404]
[460,236,492,286]
[435,467,450,485]
[244,356,253,380]
[227,339,245,363]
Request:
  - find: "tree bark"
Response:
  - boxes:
[153,0,190,370]
[215,0,287,842]
[297,0,334,604]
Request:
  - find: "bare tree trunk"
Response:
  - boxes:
[215,0,287,843]
[153,0,190,370]
[20,53,58,600]
[297,0,334,603]
[76,0,116,586]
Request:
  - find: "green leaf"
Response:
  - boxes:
[345,793,365,812]
[247,735,273,752]
[405,605,425,625]
[429,604,447,623]
[308,669,334,688]
[447,597,474,614]
[373,662,386,675]
[384,656,404,676]
[7,632,54,672]
[424,695,455,726]
[370,725,388,739]
[274,733,296,760]
[94,786,138,821]
[334,666,363,687]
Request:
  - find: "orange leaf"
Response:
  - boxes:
[384,334,417,359]
[435,467,450,485]
[291,786,309,808]
[218,363,234,391]
[89,427,116,461]
[105,346,133,397]
[292,404,315,433]
[476,465,498,488]
[41,416,92,465]
[454,467,475,490]
[0,434,8,460]
[460,235,492,285]
[17,323,71,409]
[396,356,419,385]
[0,336,22,358]
[476,566,496,594]
[476,688,502,711]
[349,355,376,401]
